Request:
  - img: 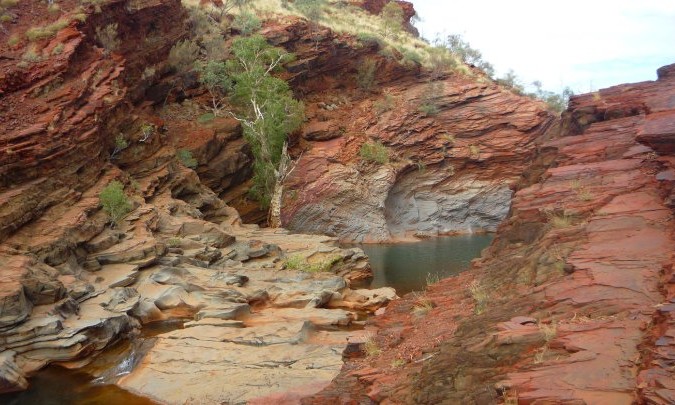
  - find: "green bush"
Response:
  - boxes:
[197,112,215,124]
[283,254,340,273]
[96,23,119,55]
[177,149,198,168]
[359,140,389,164]
[51,43,64,55]
[373,93,395,114]
[418,103,439,116]
[99,181,132,226]
[26,18,70,41]
[357,58,377,91]
[232,11,261,35]
[168,39,200,74]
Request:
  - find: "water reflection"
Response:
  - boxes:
[361,234,493,295]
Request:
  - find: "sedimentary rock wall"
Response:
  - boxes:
[0,2,386,400]
[307,63,675,404]
[272,23,554,241]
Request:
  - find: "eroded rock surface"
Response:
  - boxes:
[307,65,675,404]
[0,2,397,403]
[270,20,554,241]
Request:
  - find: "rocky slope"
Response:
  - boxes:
[307,64,675,404]
[273,23,554,242]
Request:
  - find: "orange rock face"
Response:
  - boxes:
[305,63,675,404]
[270,20,554,242]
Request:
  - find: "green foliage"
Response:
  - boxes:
[232,11,261,35]
[0,0,19,8]
[357,58,377,91]
[295,0,326,22]
[359,140,389,164]
[497,69,524,94]
[7,34,19,47]
[437,34,494,77]
[364,334,381,357]
[427,44,456,80]
[26,18,70,41]
[21,46,41,63]
[223,35,304,207]
[197,112,215,124]
[96,23,119,55]
[468,280,488,314]
[356,32,382,47]
[418,81,443,116]
[418,103,439,116]
[380,1,403,39]
[177,149,198,168]
[530,81,574,113]
[110,134,128,159]
[51,43,64,55]
[373,93,395,114]
[283,254,340,273]
[99,181,132,227]
[168,39,200,74]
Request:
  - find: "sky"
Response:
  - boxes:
[411,0,675,94]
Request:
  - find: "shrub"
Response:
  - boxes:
[356,32,381,47]
[21,46,41,63]
[546,211,574,229]
[48,3,60,13]
[364,334,381,357]
[282,254,340,273]
[356,58,376,91]
[99,180,132,226]
[176,149,198,168]
[418,103,438,116]
[359,140,389,164]
[373,93,395,114]
[96,23,119,55]
[296,0,325,22]
[411,293,434,317]
[468,280,488,314]
[139,123,155,142]
[380,2,403,39]
[51,43,64,55]
[26,19,69,41]
[6,34,19,47]
[197,112,215,124]
[232,11,260,35]
[469,144,480,159]
[427,45,456,80]
[168,39,199,74]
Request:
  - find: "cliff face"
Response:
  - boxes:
[307,64,675,404]
[0,2,386,400]
[273,25,554,241]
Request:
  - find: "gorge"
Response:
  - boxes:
[1,0,674,404]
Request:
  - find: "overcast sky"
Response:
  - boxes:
[412,0,675,94]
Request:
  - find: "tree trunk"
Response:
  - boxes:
[269,142,291,228]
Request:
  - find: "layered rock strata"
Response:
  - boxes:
[307,65,675,404]
[269,20,555,242]
[0,1,396,402]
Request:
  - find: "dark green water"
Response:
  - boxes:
[361,234,494,295]
[0,320,187,405]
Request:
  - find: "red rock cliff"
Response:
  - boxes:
[267,20,554,242]
[306,64,675,404]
